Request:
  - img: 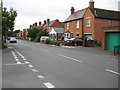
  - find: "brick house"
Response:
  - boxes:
[43,19,63,32]
[64,0,120,51]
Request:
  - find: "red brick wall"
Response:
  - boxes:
[64,19,83,38]
[95,19,120,49]
[51,19,63,28]
[83,8,95,39]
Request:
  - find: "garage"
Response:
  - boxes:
[106,32,120,51]
[84,34,92,40]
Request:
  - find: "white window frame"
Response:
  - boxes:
[86,18,91,27]
[108,20,112,26]
[66,23,69,30]
[76,20,80,28]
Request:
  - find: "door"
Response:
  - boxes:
[85,34,92,40]
[106,32,120,51]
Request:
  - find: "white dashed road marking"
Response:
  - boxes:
[58,54,83,63]
[14,50,55,88]
[17,61,22,64]
[37,75,45,79]
[32,69,39,73]
[24,61,30,64]
[105,69,120,75]
[44,82,55,88]
[28,65,33,68]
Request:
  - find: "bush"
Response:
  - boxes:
[45,39,51,44]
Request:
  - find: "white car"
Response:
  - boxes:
[10,37,17,43]
[40,36,51,41]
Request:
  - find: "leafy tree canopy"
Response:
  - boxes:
[2,7,17,35]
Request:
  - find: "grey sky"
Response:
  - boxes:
[4,0,119,30]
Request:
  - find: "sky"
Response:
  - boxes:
[3,0,119,31]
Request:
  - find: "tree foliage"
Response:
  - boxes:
[27,27,42,41]
[2,7,17,36]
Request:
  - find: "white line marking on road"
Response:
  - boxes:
[15,59,19,61]
[8,47,13,48]
[24,61,30,64]
[28,65,33,68]
[14,56,18,59]
[37,75,44,79]
[32,69,39,73]
[105,69,120,75]
[44,82,55,88]
[23,58,27,60]
[17,61,22,64]
[21,56,25,59]
[57,54,83,63]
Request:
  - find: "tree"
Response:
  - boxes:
[14,30,20,36]
[27,27,41,41]
[2,7,17,44]
[34,29,49,42]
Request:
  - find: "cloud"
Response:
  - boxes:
[4,0,119,30]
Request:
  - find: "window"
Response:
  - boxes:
[86,18,91,27]
[108,20,112,26]
[76,20,80,28]
[66,23,69,29]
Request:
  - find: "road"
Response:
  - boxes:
[2,40,119,88]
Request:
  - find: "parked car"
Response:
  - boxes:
[10,37,17,43]
[40,36,51,43]
[7,37,11,40]
[64,38,83,46]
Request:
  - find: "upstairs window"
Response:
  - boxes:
[66,23,69,30]
[76,20,80,28]
[108,20,112,26]
[86,18,91,27]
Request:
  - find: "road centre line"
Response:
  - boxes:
[105,69,120,75]
[57,54,83,63]
[44,82,55,88]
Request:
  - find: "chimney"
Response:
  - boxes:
[39,21,41,26]
[71,6,75,15]
[30,25,32,28]
[33,24,35,26]
[47,18,50,23]
[35,22,37,26]
[89,0,94,8]
[44,20,46,25]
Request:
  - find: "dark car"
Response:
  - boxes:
[64,38,83,46]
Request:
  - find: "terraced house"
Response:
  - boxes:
[64,0,120,51]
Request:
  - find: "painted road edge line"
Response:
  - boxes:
[44,82,55,88]
[57,54,83,63]
[105,69,120,75]
[37,75,45,79]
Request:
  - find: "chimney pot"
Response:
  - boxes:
[71,6,75,15]
[47,18,50,23]
[89,0,94,8]
[39,21,41,26]
[35,22,37,26]
[44,20,46,24]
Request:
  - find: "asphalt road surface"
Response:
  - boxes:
[2,40,119,88]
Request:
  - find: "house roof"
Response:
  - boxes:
[43,19,57,27]
[64,8,87,22]
[64,7,120,23]
[89,8,120,20]
[52,27,64,33]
